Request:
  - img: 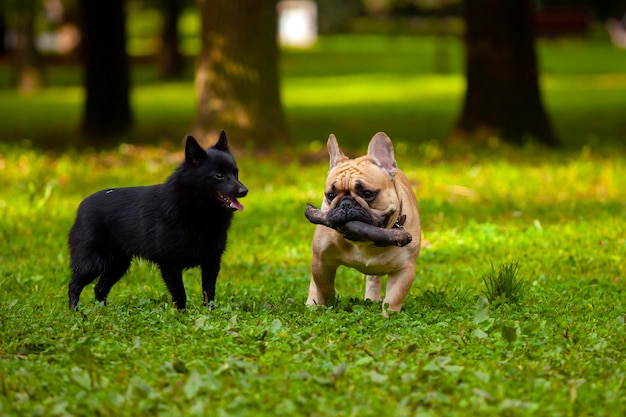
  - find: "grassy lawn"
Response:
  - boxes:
[1,35,626,416]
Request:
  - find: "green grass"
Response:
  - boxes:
[482,261,526,305]
[1,140,625,416]
[1,35,626,416]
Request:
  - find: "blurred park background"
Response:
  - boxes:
[0,0,625,152]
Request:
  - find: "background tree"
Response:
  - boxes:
[0,15,5,55]
[158,0,184,79]
[79,0,132,142]
[454,0,558,146]
[2,0,43,93]
[192,0,290,148]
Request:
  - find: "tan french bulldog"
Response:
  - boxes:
[306,132,421,315]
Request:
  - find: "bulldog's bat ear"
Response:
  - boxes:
[327,134,349,169]
[367,132,398,177]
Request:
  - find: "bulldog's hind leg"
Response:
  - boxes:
[382,266,416,313]
[364,275,382,302]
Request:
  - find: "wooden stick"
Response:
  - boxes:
[304,204,412,247]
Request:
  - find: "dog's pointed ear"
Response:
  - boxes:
[327,134,349,169]
[213,130,230,152]
[185,135,206,165]
[367,132,397,177]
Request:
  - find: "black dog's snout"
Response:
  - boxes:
[236,184,248,198]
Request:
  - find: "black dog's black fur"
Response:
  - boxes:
[68,131,247,310]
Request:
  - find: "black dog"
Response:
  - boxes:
[68,131,247,310]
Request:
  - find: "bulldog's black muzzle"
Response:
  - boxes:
[326,196,373,228]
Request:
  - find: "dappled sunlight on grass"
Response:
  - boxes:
[545,73,626,90]
[0,87,83,145]
[406,157,626,209]
[2,86,84,103]
[283,74,463,108]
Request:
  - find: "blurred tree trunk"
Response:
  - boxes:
[9,4,43,94]
[79,0,132,142]
[159,0,183,79]
[0,15,6,54]
[454,0,558,146]
[193,0,290,148]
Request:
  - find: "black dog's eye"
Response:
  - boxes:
[325,192,336,202]
[214,173,225,180]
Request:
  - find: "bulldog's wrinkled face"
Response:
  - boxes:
[322,151,400,230]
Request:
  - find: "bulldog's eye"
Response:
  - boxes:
[360,189,377,202]
[325,192,336,202]
[214,173,225,180]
